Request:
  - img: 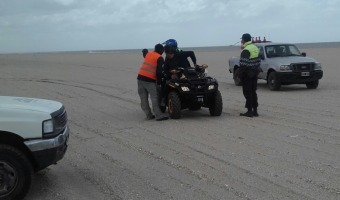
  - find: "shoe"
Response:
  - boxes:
[240,111,253,117]
[253,111,259,117]
[147,115,155,120]
[156,117,169,121]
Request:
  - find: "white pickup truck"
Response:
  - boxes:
[228,42,323,90]
[0,96,69,200]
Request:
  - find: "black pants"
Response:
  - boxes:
[158,80,168,101]
[242,74,258,111]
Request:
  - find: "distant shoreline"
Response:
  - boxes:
[2,41,340,55]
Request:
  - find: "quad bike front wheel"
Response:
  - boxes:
[168,91,181,119]
[209,90,223,116]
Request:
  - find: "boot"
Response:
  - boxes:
[240,109,253,117]
[253,108,259,117]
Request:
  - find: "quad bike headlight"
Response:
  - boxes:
[208,85,215,90]
[181,86,190,91]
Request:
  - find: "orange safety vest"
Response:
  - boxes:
[138,51,161,81]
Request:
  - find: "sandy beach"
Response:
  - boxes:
[1,45,339,200]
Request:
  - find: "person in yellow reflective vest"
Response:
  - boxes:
[238,33,261,117]
[137,44,169,121]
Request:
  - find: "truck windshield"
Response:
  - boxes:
[265,45,301,58]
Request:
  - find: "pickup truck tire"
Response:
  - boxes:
[168,91,181,119]
[268,72,281,91]
[233,68,242,86]
[306,80,319,89]
[0,144,33,200]
[209,90,223,116]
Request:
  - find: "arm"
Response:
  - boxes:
[186,51,197,65]
[156,56,164,84]
[180,51,197,65]
[239,49,250,68]
[238,49,250,78]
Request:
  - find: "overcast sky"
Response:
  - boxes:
[1,0,339,53]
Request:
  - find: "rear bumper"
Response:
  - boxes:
[276,71,323,84]
[25,126,69,171]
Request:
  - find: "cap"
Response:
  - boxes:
[241,33,251,42]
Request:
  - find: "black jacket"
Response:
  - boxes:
[164,51,197,78]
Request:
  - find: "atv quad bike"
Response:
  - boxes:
[161,65,223,119]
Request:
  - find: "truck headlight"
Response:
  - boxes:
[315,63,322,70]
[208,85,215,90]
[43,119,54,134]
[181,86,190,91]
[279,65,292,71]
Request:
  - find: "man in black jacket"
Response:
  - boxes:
[238,33,261,117]
[158,45,198,106]
[163,45,197,78]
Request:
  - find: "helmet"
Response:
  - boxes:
[162,39,178,48]
[164,45,176,54]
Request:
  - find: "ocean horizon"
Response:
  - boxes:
[84,41,340,54]
[3,41,340,55]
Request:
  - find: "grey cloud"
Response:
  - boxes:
[0,0,340,53]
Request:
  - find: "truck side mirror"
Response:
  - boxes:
[301,52,306,57]
[260,54,265,60]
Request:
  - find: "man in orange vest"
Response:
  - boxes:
[137,44,169,121]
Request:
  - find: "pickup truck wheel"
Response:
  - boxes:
[306,80,319,89]
[268,72,281,91]
[233,68,242,86]
[0,145,33,200]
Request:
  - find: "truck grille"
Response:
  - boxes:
[292,63,314,71]
[189,79,207,92]
[44,106,68,138]
[54,107,67,135]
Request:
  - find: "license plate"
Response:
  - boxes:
[197,96,204,102]
[301,72,310,76]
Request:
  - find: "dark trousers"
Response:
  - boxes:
[242,75,258,111]
[160,80,168,100]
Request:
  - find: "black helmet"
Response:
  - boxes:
[164,45,176,54]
